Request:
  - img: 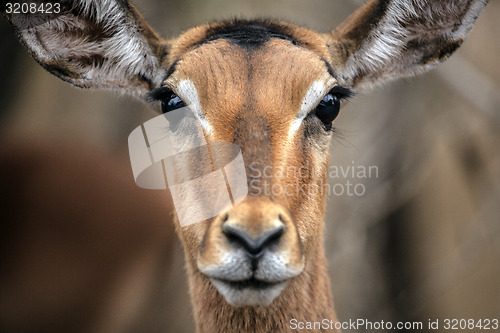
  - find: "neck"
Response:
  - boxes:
[186,243,339,333]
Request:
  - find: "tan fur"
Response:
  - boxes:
[164,36,338,331]
[5,0,488,331]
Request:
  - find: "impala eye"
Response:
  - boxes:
[162,93,186,114]
[315,93,340,124]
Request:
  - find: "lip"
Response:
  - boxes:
[212,277,286,290]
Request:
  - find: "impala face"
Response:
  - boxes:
[6,0,488,317]
[155,22,350,306]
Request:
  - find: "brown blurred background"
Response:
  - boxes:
[1,0,499,332]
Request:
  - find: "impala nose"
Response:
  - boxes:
[222,222,285,256]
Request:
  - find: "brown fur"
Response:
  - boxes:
[164,35,338,331]
[5,0,489,331]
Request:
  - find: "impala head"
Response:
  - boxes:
[6,0,488,308]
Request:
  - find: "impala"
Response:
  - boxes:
[6,0,488,331]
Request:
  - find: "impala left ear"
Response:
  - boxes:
[5,0,170,99]
[325,0,489,91]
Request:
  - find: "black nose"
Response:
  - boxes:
[222,224,285,256]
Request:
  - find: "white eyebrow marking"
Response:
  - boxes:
[176,79,213,134]
[288,80,328,137]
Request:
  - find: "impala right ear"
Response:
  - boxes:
[326,0,489,91]
[5,0,170,99]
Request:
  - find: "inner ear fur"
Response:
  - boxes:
[5,0,170,98]
[325,0,489,91]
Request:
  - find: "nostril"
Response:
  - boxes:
[260,226,285,252]
[222,224,285,256]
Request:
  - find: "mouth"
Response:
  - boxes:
[210,277,289,306]
[213,277,285,290]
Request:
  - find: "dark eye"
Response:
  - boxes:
[315,93,340,124]
[162,93,186,114]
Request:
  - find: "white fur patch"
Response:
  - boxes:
[70,0,160,85]
[288,80,328,137]
[211,278,288,307]
[199,244,302,306]
[176,80,214,134]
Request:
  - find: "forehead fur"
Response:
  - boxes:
[165,38,334,142]
[167,19,331,65]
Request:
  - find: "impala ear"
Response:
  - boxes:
[325,0,489,91]
[5,0,169,98]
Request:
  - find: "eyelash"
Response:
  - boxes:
[328,86,354,101]
[148,86,173,102]
[149,86,353,101]
[148,85,354,120]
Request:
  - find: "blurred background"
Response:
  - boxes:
[0,0,499,332]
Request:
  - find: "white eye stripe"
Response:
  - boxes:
[288,80,328,137]
[177,79,332,138]
[176,79,213,134]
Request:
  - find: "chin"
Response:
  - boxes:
[211,278,289,307]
